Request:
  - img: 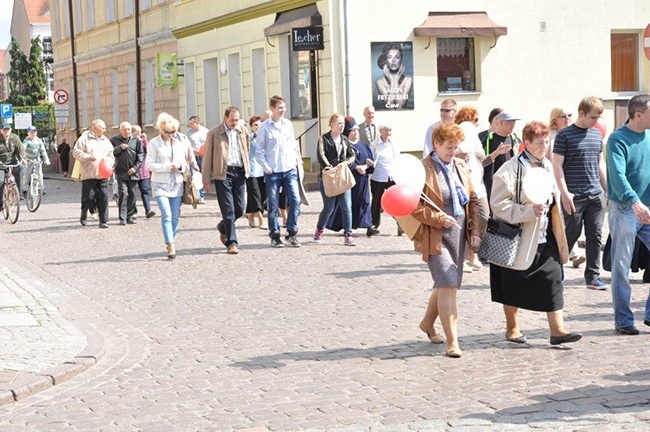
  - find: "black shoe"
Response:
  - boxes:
[506,334,527,344]
[80,218,87,227]
[127,218,136,224]
[644,320,650,327]
[119,220,127,226]
[366,227,380,237]
[99,222,109,229]
[271,237,284,248]
[550,332,582,345]
[615,326,639,335]
[146,211,156,218]
[285,235,301,247]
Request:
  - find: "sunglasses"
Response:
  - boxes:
[440,108,456,113]
[559,114,573,119]
[163,130,177,135]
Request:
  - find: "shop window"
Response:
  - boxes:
[289,50,316,120]
[436,38,475,93]
[611,33,638,92]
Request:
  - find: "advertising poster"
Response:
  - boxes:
[371,41,414,111]
[156,53,178,88]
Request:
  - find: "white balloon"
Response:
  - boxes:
[522,167,554,204]
[391,153,425,192]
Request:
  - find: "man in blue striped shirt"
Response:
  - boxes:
[553,96,608,290]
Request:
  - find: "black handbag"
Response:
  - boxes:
[478,163,523,267]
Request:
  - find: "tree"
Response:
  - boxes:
[7,37,29,106]
[7,36,47,106]
[25,37,47,103]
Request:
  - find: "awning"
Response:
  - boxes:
[414,12,507,37]
[264,4,322,37]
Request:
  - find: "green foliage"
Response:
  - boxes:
[7,36,47,106]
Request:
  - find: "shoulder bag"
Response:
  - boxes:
[173,144,199,208]
[321,139,356,197]
[477,162,522,267]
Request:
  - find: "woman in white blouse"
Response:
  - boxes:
[146,113,196,259]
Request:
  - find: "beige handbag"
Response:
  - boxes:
[321,163,356,197]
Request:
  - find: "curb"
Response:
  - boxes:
[0,316,105,405]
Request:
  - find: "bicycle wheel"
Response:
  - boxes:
[26,178,42,212]
[7,184,19,224]
[1,188,7,220]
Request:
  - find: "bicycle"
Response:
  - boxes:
[24,160,44,212]
[1,163,21,224]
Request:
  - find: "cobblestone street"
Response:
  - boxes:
[0,176,649,431]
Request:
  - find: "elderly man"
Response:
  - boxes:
[423,98,457,157]
[358,106,378,146]
[481,110,521,201]
[186,115,209,203]
[202,106,250,255]
[111,122,144,225]
[606,94,650,335]
[73,119,115,228]
[0,123,25,209]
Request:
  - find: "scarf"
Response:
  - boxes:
[432,153,469,217]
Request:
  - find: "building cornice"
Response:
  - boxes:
[172,0,316,39]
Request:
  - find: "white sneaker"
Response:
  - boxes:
[468,256,483,269]
[463,262,474,273]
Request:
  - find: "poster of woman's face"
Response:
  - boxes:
[371,41,414,111]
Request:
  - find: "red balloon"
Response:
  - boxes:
[198,144,205,157]
[98,158,113,179]
[594,118,607,138]
[381,184,421,217]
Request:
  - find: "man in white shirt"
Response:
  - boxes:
[186,115,209,203]
[423,98,457,157]
[256,95,303,248]
[369,125,399,236]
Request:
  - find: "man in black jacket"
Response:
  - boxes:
[111,122,143,225]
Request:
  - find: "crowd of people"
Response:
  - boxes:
[4,92,650,359]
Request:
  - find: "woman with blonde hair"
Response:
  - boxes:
[146,113,197,259]
[547,107,572,158]
[414,122,482,358]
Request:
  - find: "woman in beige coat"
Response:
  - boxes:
[411,122,482,358]
[490,121,582,346]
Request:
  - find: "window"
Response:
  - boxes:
[185,62,196,121]
[436,38,475,93]
[203,58,220,128]
[93,73,100,119]
[62,1,70,38]
[289,50,316,120]
[69,79,77,129]
[111,69,119,126]
[85,0,94,30]
[611,33,638,92]
[142,0,152,9]
[228,53,242,109]
[74,0,82,34]
[251,48,267,117]
[125,0,133,17]
[106,0,116,23]
[51,5,60,42]
[80,77,88,128]
[145,60,155,125]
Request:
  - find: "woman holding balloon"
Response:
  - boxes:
[409,122,482,358]
[489,120,582,346]
[146,113,196,259]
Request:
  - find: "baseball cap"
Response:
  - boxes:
[499,110,520,121]
[1,123,11,129]
[26,126,37,132]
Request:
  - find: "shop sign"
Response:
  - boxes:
[292,27,324,51]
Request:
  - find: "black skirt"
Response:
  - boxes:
[246,176,266,213]
[490,228,564,312]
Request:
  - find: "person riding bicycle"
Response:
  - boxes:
[23,125,51,195]
[0,123,26,209]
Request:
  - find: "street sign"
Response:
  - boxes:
[0,104,12,119]
[55,111,69,118]
[645,24,650,61]
[54,89,69,105]
[54,104,69,111]
[33,113,48,119]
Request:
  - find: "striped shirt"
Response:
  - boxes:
[553,124,603,197]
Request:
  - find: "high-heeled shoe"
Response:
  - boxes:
[166,243,176,260]
[445,347,463,358]
[419,321,444,344]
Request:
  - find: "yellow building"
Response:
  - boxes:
[51,0,650,157]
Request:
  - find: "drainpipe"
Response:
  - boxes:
[67,0,80,134]
[134,0,143,126]
[343,0,350,116]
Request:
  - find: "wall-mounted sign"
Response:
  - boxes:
[371,41,414,111]
[292,27,324,51]
[157,53,178,88]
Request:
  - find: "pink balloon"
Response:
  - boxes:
[381,184,420,217]
[98,158,113,179]
[594,118,607,138]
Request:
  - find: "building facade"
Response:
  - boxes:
[51,0,650,157]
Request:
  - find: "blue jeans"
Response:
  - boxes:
[316,178,352,233]
[265,169,301,238]
[608,201,650,328]
[138,178,152,213]
[155,195,182,244]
